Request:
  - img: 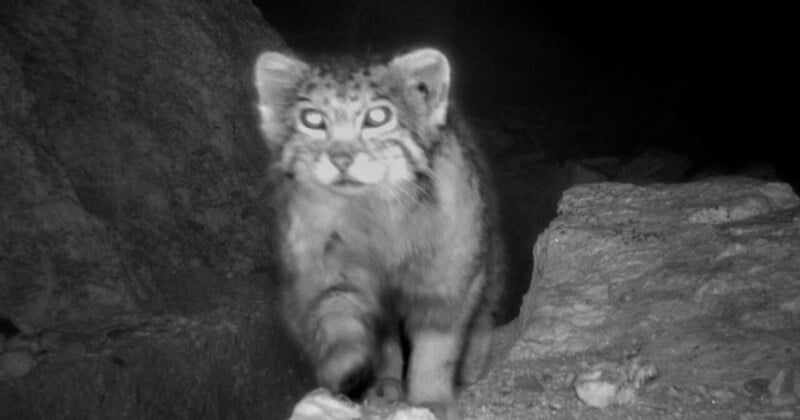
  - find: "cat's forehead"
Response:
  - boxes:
[297,60,392,104]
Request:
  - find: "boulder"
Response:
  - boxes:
[1,1,314,419]
[461,177,800,418]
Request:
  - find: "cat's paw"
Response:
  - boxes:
[364,377,404,405]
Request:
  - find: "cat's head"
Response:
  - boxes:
[253,48,450,196]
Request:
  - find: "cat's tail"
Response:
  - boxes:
[304,282,381,398]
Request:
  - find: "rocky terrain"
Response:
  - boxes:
[2,1,798,419]
[460,178,800,419]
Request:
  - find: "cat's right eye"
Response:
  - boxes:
[299,109,326,130]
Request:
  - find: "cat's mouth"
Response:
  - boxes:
[333,177,364,186]
[330,176,369,192]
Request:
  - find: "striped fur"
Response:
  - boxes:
[254,48,504,418]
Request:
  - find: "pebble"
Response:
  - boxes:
[288,388,439,420]
[574,379,618,408]
[708,389,735,404]
[573,358,658,408]
[385,407,436,420]
[288,388,360,420]
[768,369,794,396]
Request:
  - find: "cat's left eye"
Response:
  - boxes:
[363,106,392,128]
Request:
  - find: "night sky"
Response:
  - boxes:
[254,1,798,187]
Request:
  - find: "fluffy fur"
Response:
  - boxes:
[254,48,504,419]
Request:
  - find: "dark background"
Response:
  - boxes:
[253,0,798,187]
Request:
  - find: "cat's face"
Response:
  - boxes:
[254,49,450,196]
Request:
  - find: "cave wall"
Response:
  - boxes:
[0,1,317,419]
[1,0,283,329]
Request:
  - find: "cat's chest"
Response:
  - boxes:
[285,193,436,267]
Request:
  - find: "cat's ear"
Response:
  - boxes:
[253,51,308,142]
[389,48,450,126]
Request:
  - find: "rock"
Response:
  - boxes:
[744,378,771,399]
[0,0,285,332]
[288,389,361,420]
[513,374,545,392]
[0,1,318,418]
[53,341,86,363]
[795,371,800,398]
[287,388,437,420]
[0,351,36,378]
[458,177,800,419]
[514,178,800,364]
[573,358,657,408]
[708,388,736,404]
[614,149,693,182]
[770,394,797,407]
[4,336,38,353]
[384,407,437,420]
[573,376,620,408]
[768,370,790,397]
[767,369,798,406]
[562,160,609,185]
[0,317,21,340]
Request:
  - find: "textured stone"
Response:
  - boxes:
[512,178,799,361]
[458,177,800,419]
[0,1,318,419]
[0,0,285,331]
[572,358,657,408]
[0,351,36,378]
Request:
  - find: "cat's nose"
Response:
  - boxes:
[329,152,353,171]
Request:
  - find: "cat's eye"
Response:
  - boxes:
[300,109,326,130]
[363,106,392,128]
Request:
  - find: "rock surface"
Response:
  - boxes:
[458,177,800,419]
[0,1,318,419]
[1,0,284,331]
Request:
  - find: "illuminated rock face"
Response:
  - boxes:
[518,178,800,361]
[459,178,800,418]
